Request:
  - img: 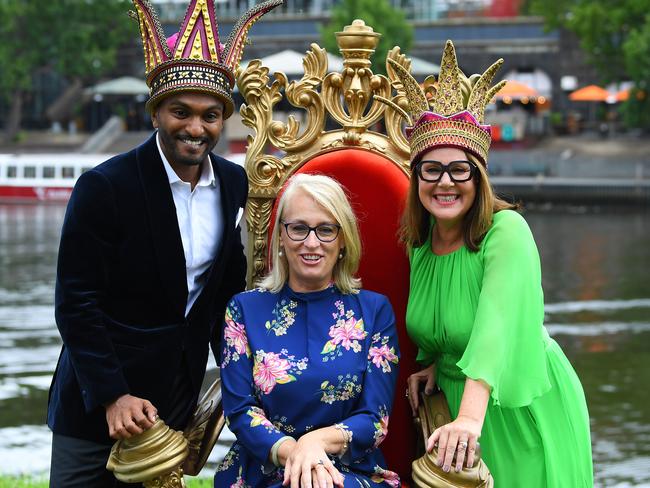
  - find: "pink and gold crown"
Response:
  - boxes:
[130,0,282,118]
[384,40,506,165]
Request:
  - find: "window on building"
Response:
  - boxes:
[62,167,75,178]
[24,166,36,178]
[43,166,56,178]
[7,166,17,178]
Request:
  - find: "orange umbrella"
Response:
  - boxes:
[569,85,610,102]
[615,88,630,102]
[495,80,539,100]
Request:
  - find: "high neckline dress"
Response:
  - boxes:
[406,210,593,487]
[214,284,401,487]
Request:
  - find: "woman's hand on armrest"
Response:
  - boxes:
[282,428,344,488]
[427,377,489,473]
[407,363,436,416]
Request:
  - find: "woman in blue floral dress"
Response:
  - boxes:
[214,174,401,488]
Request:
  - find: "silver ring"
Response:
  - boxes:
[458,441,468,450]
[317,459,324,466]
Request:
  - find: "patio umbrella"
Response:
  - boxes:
[569,85,611,129]
[84,76,150,96]
[409,56,440,77]
[615,88,630,102]
[569,85,610,102]
[495,80,539,100]
[240,49,344,77]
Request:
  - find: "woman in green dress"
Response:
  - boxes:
[386,41,593,486]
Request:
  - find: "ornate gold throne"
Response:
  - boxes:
[240,19,421,482]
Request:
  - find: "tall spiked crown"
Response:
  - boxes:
[384,40,506,165]
[130,0,282,118]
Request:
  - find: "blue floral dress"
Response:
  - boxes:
[214,284,401,488]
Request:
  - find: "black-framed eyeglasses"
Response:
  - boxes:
[416,160,477,183]
[281,221,341,242]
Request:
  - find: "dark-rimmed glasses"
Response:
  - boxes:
[416,160,477,183]
[281,221,341,242]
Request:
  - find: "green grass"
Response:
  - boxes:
[0,475,213,487]
[0,477,47,488]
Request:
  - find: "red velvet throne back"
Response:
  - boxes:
[267,149,418,481]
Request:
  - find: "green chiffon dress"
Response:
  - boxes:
[406,210,593,487]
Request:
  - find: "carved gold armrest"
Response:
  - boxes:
[411,389,493,488]
[106,377,226,486]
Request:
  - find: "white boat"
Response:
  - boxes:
[0,152,246,204]
[0,154,113,203]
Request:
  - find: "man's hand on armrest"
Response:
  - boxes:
[104,394,158,440]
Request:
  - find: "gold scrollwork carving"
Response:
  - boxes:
[246,197,275,284]
[143,469,185,488]
[384,47,412,160]
[240,20,430,285]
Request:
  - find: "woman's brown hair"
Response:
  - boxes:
[399,153,519,251]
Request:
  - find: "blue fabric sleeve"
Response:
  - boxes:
[340,293,400,463]
[220,297,287,468]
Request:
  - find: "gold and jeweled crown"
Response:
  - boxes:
[383,40,506,165]
[130,0,282,117]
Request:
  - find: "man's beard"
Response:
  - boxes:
[159,130,218,167]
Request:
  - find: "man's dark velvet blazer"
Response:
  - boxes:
[47,133,247,444]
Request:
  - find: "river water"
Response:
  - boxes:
[0,203,649,486]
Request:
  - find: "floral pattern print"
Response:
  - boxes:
[271,414,296,434]
[222,304,251,366]
[215,287,400,488]
[265,298,298,336]
[319,373,363,404]
[367,332,399,373]
[321,300,367,362]
[252,349,308,395]
[216,445,239,472]
[246,406,275,433]
[230,467,251,488]
[371,466,401,488]
[372,406,390,448]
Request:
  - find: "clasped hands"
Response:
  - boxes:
[278,431,345,488]
[104,393,158,440]
[407,365,482,474]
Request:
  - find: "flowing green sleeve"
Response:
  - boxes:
[457,210,551,408]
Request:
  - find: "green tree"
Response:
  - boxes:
[320,0,413,75]
[0,0,133,142]
[529,0,650,129]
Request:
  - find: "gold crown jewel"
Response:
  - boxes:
[130,0,282,118]
[381,40,506,165]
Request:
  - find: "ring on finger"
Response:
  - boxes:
[458,441,468,450]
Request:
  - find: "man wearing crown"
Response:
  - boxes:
[47,1,281,485]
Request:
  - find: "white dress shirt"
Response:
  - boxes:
[157,134,223,316]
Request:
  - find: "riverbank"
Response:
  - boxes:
[490,132,650,179]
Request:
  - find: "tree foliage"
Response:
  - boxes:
[320,0,413,75]
[0,0,133,139]
[529,0,650,128]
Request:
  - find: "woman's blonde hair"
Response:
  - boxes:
[400,153,519,251]
[258,173,362,294]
